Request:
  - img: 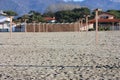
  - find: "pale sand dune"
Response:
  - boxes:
[0,31,120,80]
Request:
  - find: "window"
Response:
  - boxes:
[100,16,109,19]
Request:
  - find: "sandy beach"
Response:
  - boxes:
[0,31,120,80]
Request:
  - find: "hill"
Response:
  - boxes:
[0,0,120,15]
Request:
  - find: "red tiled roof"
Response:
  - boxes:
[44,17,55,21]
[89,19,120,23]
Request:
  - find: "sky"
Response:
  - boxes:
[73,0,84,1]
[64,0,85,2]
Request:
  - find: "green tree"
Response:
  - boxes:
[16,14,30,23]
[55,10,73,22]
[43,12,55,17]
[55,7,91,23]
[28,11,44,23]
[107,10,120,19]
[16,11,45,23]
[4,10,18,16]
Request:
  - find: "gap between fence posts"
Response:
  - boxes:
[112,22,114,31]
[74,22,76,32]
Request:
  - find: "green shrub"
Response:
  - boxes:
[98,27,110,31]
[88,28,95,31]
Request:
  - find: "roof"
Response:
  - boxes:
[89,19,120,23]
[44,17,55,21]
[99,12,115,16]
[0,16,10,23]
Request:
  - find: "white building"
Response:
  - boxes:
[0,15,10,32]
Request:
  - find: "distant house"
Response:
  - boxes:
[89,12,120,30]
[44,17,56,23]
[80,23,94,31]
[14,23,26,32]
[98,12,114,19]
[0,15,10,32]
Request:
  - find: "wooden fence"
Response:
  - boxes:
[26,23,81,32]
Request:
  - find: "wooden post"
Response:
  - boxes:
[80,20,82,31]
[95,10,98,45]
[84,15,90,32]
[78,19,81,32]
[10,16,13,38]
[39,22,41,32]
[25,19,27,32]
[81,19,83,31]
[86,16,88,32]
[94,8,102,45]
[77,22,79,32]
[33,21,35,32]
[79,21,81,32]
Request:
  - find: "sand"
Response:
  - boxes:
[0,31,120,80]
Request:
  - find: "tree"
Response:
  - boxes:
[55,7,91,23]
[16,11,45,23]
[4,10,18,16]
[73,7,90,16]
[16,14,30,23]
[43,12,55,17]
[28,11,44,23]
[107,10,120,19]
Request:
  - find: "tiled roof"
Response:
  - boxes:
[44,17,55,21]
[89,19,120,23]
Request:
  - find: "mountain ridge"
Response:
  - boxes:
[0,0,120,16]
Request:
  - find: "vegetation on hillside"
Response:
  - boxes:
[107,10,120,19]
[3,10,18,16]
[2,8,120,23]
[55,7,90,23]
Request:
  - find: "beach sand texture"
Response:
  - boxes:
[0,31,120,80]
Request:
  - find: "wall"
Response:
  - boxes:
[98,14,114,19]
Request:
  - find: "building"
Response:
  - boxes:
[0,15,11,32]
[44,17,56,23]
[89,12,120,30]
